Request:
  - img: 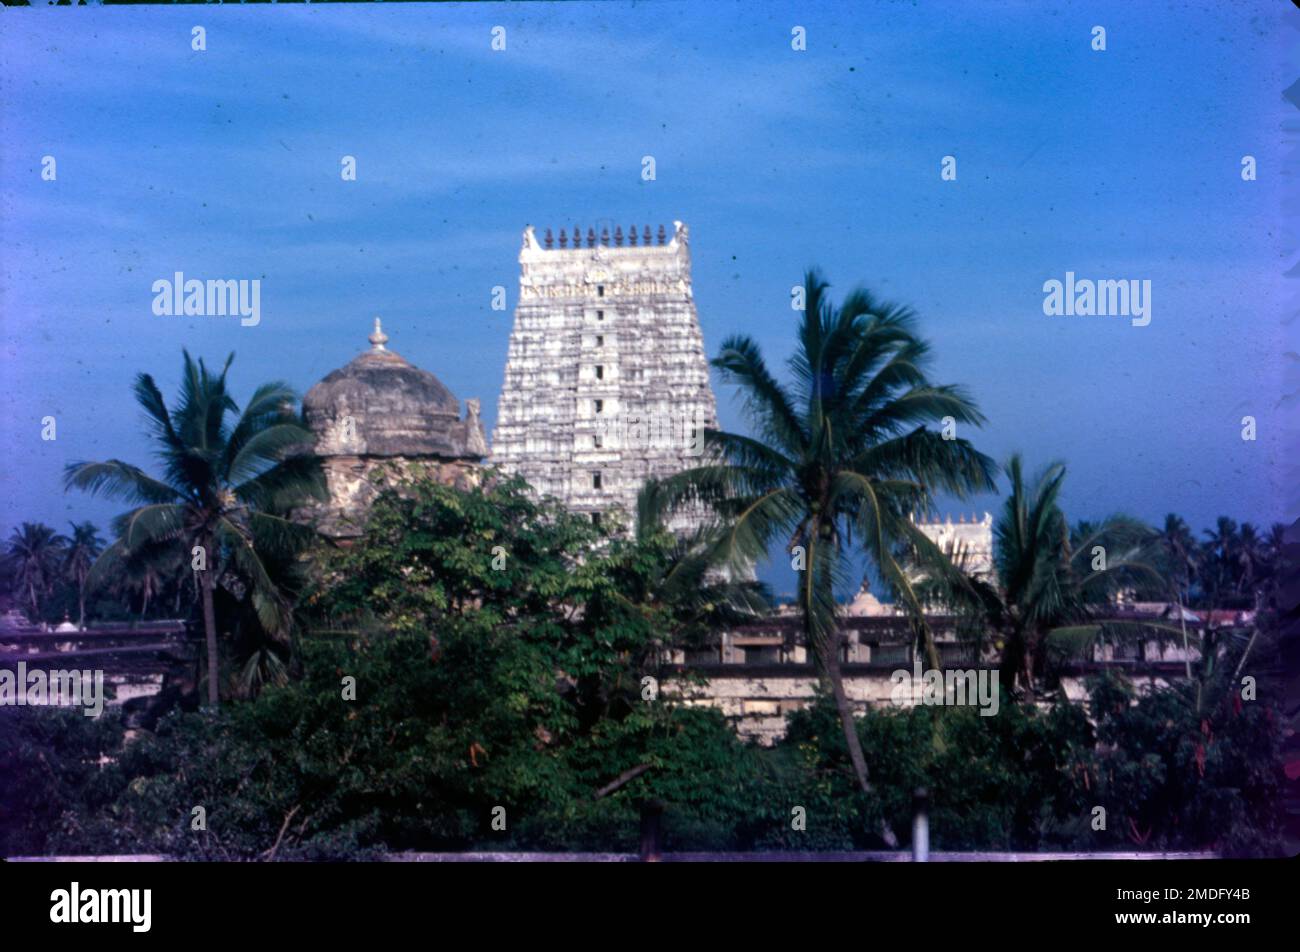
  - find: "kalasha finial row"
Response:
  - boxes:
[544,225,671,249]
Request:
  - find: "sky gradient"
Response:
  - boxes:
[1,2,1291,598]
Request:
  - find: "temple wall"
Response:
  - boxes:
[664,668,1180,746]
[311,456,482,539]
[664,671,930,746]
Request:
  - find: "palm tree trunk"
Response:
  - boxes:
[801,531,896,846]
[1231,626,1259,684]
[1000,624,1025,698]
[201,570,220,708]
[1022,627,1042,702]
[917,616,942,671]
[819,635,871,788]
[1174,585,1192,680]
[817,633,899,848]
[999,633,1015,694]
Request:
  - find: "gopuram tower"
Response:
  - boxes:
[491,221,718,531]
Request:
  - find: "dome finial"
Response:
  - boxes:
[369,317,389,351]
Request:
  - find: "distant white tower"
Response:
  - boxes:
[910,512,996,581]
[491,221,718,531]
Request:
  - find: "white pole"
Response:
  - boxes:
[912,788,929,862]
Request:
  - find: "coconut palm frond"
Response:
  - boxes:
[65,351,324,706]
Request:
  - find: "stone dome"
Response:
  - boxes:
[303,318,487,460]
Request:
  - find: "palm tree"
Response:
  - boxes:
[1201,517,1240,606]
[632,483,772,652]
[63,521,104,627]
[1157,515,1197,602]
[100,538,179,621]
[1236,522,1265,604]
[1156,514,1199,677]
[1265,522,1287,565]
[66,351,326,708]
[1261,522,1289,608]
[4,522,68,621]
[648,270,996,841]
[982,456,1069,695]
[929,455,1171,698]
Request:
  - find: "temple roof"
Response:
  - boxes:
[303,318,486,460]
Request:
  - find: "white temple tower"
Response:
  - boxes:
[909,512,996,581]
[491,221,718,531]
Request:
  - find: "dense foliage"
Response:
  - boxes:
[0,341,1288,860]
[2,665,1282,858]
[0,477,1284,859]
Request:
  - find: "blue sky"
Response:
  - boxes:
[1,2,1291,598]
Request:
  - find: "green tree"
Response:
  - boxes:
[98,539,180,621]
[306,468,600,636]
[305,471,743,728]
[927,455,1169,699]
[63,521,104,627]
[1157,514,1198,595]
[1154,513,1199,677]
[3,522,68,621]
[1259,522,1289,611]
[289,474,770,853]
[65,351,325,708]
[1200,517,1241,607]
[1235,522,1266,604]
[628,482,772,656]
[1084,672,1282,855]
[647,270,997,843]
